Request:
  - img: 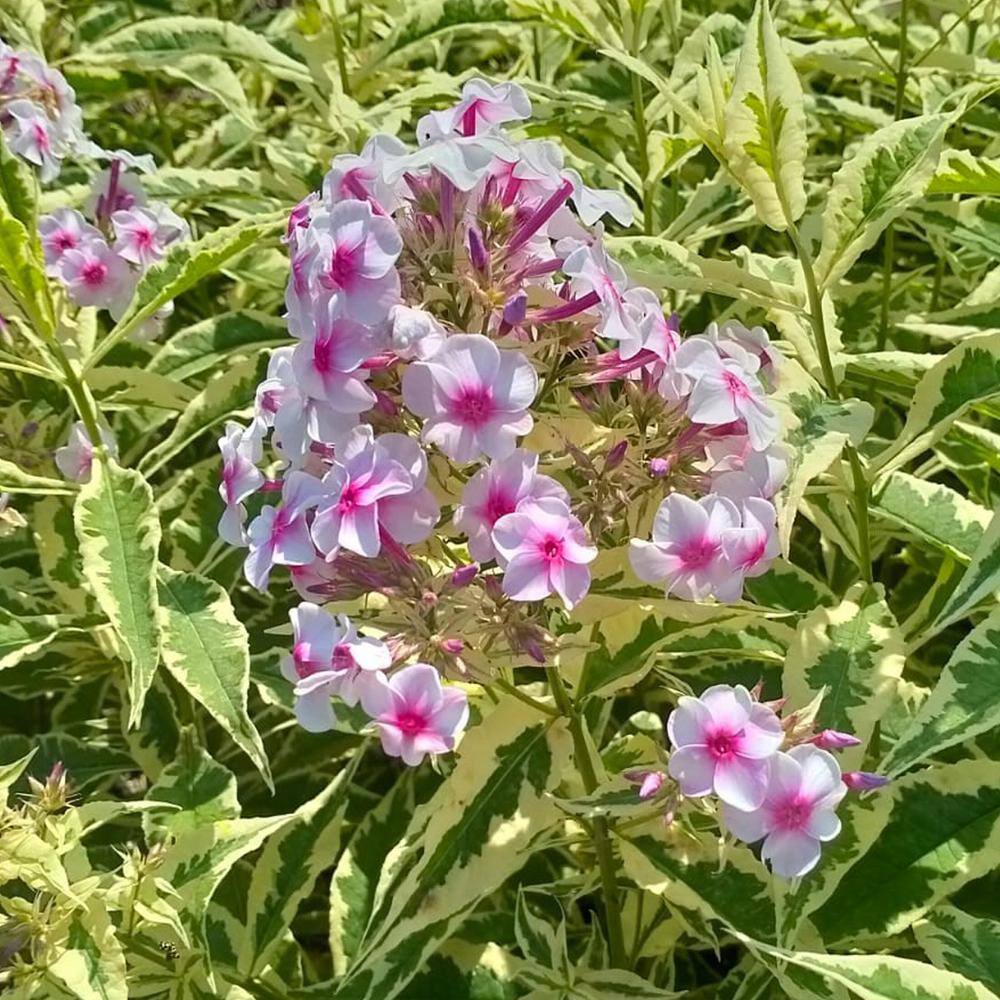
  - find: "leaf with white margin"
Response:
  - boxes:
[74,458,162,728]
[914,906,1000,990]
[722,0,807,230]
[872,331,1000,476]
[812,759,1000,944]
[782,582,904,770]
[48,899,127,1000]
[928,149,1000,196]
[334,699,571,1000]
[928,507,1000,632]
[882,607,1000,777]
[814,114,950,290]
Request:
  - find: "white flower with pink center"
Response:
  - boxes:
[5,99,61,181]
[244,471,325,591]
[707,320,782,389]
[563,240,639,348]
[710,443,789,501]
[280,603,391,732]
[306,199,402,325]
[111,204,187,267]
[323,134,407,212]
[402,333,537,464]
[312,425,413,559]
[629,493,741,601]
[713,498,780,602]
[454,449,568,562]
[722,744,847,878]
[38,209,99,275]
[673,338,779,451]
[667,683,784,812]
[451,77,532,136]
[54,421,116,483]
[58,236,132,309]
[361,663,469,766]
[291,294,381,402]
[374,433,441,546]
[217,420,265,546]
[492,496,597,609]
[388,305,447,361]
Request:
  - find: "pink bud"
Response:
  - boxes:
[843,771,891,791]
[503,291,527,326]
[810,729,862,750]
[522,636,546,664]
[449,563,478,588]
[638,771,664,799]
[648,457,670,478]
[467,223,489,274]
[440,637,464,655]
[421,590,438,607]
[604,440,627,472]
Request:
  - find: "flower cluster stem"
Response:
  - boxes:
[545,665,628,968]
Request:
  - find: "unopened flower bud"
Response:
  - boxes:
[842,771,891,791]
[503,290,527,326]
[810,729,862,750]
[648,457,670,478]
[523,636,546,664]
[467,223,489,274]
[421,590,438,607]
[449,563,478,588]
[604,440,627,472]
[639,771,664,799]
[440,637,464,655]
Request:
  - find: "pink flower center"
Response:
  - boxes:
[392,709,428,735]
[134,226,154,249]
[324,242,360,290]
[293,641,324,678]
[722,370,751,400]
[484,486,516,526]
[451,384,494,427]
[739,535,768,569]
[338,480,362,513]
[54,231,77,252]
[677,535,719,570]
[540,536,563,562]
[772,795,812,831]
[313,333,338,375]
[706,729,739,760]
[332,642,354,672]
[33,121,49,152]
[81,259,108,287]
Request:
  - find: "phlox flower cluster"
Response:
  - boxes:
[215,78,790,762]
[628,683,889,878]
[40,158,188,340]
[0,40,83,181]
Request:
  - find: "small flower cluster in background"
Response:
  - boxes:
[210,78,790,765]
[628,683,890,877]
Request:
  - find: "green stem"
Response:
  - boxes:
[328,0,351,96]
[545,666,627,968]
[493,677,559,717]
[630,69,652,234]
[787,224,873,584]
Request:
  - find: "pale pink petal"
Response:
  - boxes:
[360,671,394,718]
[666,697,712,748]
[273,517,317,566]
[788,745,842,802]
[628,540,678,584]
[550,558,591,609]
[494,350,539,411]
[339,504,381,557]
[652,493,709,546]
[350,636,392,672]
[721,803,769,844]
[739,705,784,759]
[762,829,822,878]
[713,755,770,812]
[667,745,715,798]
[502,552,553,602]
[806,808,841,842]
[378,488,440,544]
[391,663,442,714]
[699,684,751,730]
[295,688,337,732]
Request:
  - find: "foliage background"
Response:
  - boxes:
[1,0,1000,997]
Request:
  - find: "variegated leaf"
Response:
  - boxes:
[929,507,1000,632]
[47,900,127,1000]
[914,906,1000,990]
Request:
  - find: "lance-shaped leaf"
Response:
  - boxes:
[0,748,36,805]
[928,149,1000,196]
[756,945,998,1000]
[813,759,1000,944]
[0,610,98,670]
[782,582,904,769]
[335,700,572,1000]
[814,114,950,290]
[74,458,162,727]
[619,828,776,942]
[88,211,283,367]
[0,457,77,496]
[0,187,52,335]
[872,331,1000,475]
[33,495,93,614]
[722,0,807,231]
[238,769,352,977]
[515,889,569,973]
[0,135,36,230]
[48,899,128,1000]
[914,906,1000,990]
[928,508,1000,632]
[156,566,271,788]
[329,770,438,976]
[872,471,990,562]
[882,607,1000,777]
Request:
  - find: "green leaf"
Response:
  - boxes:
[0,732,134,792]
[782,582,903,768]
[32,495,93,614]
[914,906,1000,991]
[239,771,351,977]
[0,186,51,335]
[882,607,1000,777]
[74,458,162,728]
[0,747,36,804]
[85,366,198,412]
[722,0,807,230]
[871,471,991,562]
[928,149,1000,196]
[139,353,268,476]
[0,609,99,670]
[88,211,283,367]
[336,700,572,1000]
[48,900,127,1000]
[929,508,1000,631]
[155,565,271,788]
[144,728,240,840]
[0,0,45,50]
[149,310,286,380]
[814,114,951,290]
[0,456,77,495]
[813,759,1000,944]
[83,16,310,83]
[515,889,568,972]
[0,133,37,229]
[872,332,1000,476]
